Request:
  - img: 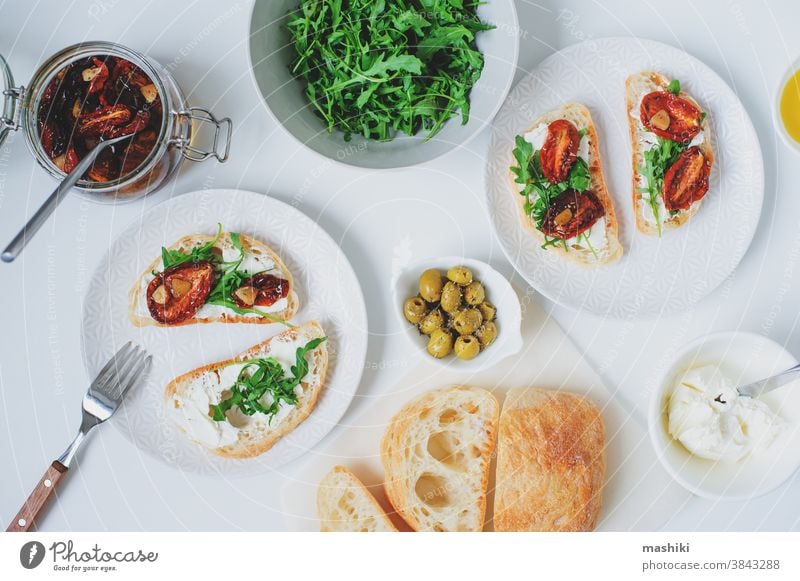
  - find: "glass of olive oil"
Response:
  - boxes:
[778,62,800,151]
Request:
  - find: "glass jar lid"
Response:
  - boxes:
[0,53,19,149]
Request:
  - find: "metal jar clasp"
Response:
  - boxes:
[1,85,24,132]
[173,107,232,163]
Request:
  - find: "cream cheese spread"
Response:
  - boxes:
[668,366,784,462]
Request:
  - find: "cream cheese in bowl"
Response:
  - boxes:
[668,365,784,462]
[649,331,800,500]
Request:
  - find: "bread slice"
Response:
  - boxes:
[626,72,715,235]
[494,388,606,532]
[317,466,398,532]
[509,102,622,267]
[129,231,299,327]
[164,320,327,458]
[380,386,499,532]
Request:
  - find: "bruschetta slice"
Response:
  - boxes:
[626,72,714,235]
[165,320,328,458]
[509,103,622,266]
[128,227,299,327]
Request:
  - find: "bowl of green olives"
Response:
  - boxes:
[395,258,522,371]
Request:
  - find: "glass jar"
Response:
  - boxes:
[0,41,231,203]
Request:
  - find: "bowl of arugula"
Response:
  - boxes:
[248,0,519,169]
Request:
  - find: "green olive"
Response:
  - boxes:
[427,329,454,359]
[403,296,427,324]
[452,308,483,335]
[447,266,473,286]
[419,309,445,335]
[476,322,498,347]
[440,281,462,313]
[418,269,444,303]
[454,335,480,360]
[478,301,496,322]
[464,281,485,305]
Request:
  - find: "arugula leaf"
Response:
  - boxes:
[161,224,222,270]
[210,337,327,421]
[393,9,430,34]
[568,157,591,192]
[637,136,687,236]
[285,0,494,142]
[510,135,533,187]
[667,79,681,95]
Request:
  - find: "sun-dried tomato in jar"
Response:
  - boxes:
[36,55,163,183]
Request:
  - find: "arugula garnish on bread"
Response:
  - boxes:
[210,337,326,421]
[508,103,622,266]
[165,321,328,458]
[512,133,592,250]
[626,73,714,235]
[129,226,299,327]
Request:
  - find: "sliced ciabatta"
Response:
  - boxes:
[317,466,397,532]
[129,230,299,327]
[626,72,715,235]
[494,388,606,532]
[165,320,327,458]
[509,102,622,267]
[380,386,499,532]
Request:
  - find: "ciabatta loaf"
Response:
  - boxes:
[165,321,327,458]
[317,466,397,532]
[129,231,299,327]
[381,386,499,532]
[494,388,606,532]
[626,72,715,235]
[510,102,622,267]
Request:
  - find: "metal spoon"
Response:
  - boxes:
[1,132,137,263]
[737,363,800,398]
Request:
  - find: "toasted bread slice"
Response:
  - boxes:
[164,321,327,458]
[317,466,397,532]
[129,231,299,327]
[510,102,622,267]
[494,388,606,532]
[380,386,499,532]
[626,72,715,235]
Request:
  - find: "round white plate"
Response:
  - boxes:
[486,38,764,318]
[80,189,368,475]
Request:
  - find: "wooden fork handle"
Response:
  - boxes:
[6,461,68,532]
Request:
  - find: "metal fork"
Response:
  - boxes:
[6,342,152,532]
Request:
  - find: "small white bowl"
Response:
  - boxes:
[773,57,800,154]
[648,331,800,500]
[393,257,522,373]
[248,0,519,169]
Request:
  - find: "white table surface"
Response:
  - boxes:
[1,0,799,532]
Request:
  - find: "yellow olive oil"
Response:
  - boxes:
[780,69,800,144]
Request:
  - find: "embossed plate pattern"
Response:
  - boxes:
[486,38,763,318]
[81,189,368,475]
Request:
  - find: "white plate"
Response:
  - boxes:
[80,189,368,475]
[281,297,691,531]
[486,37,764,318]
